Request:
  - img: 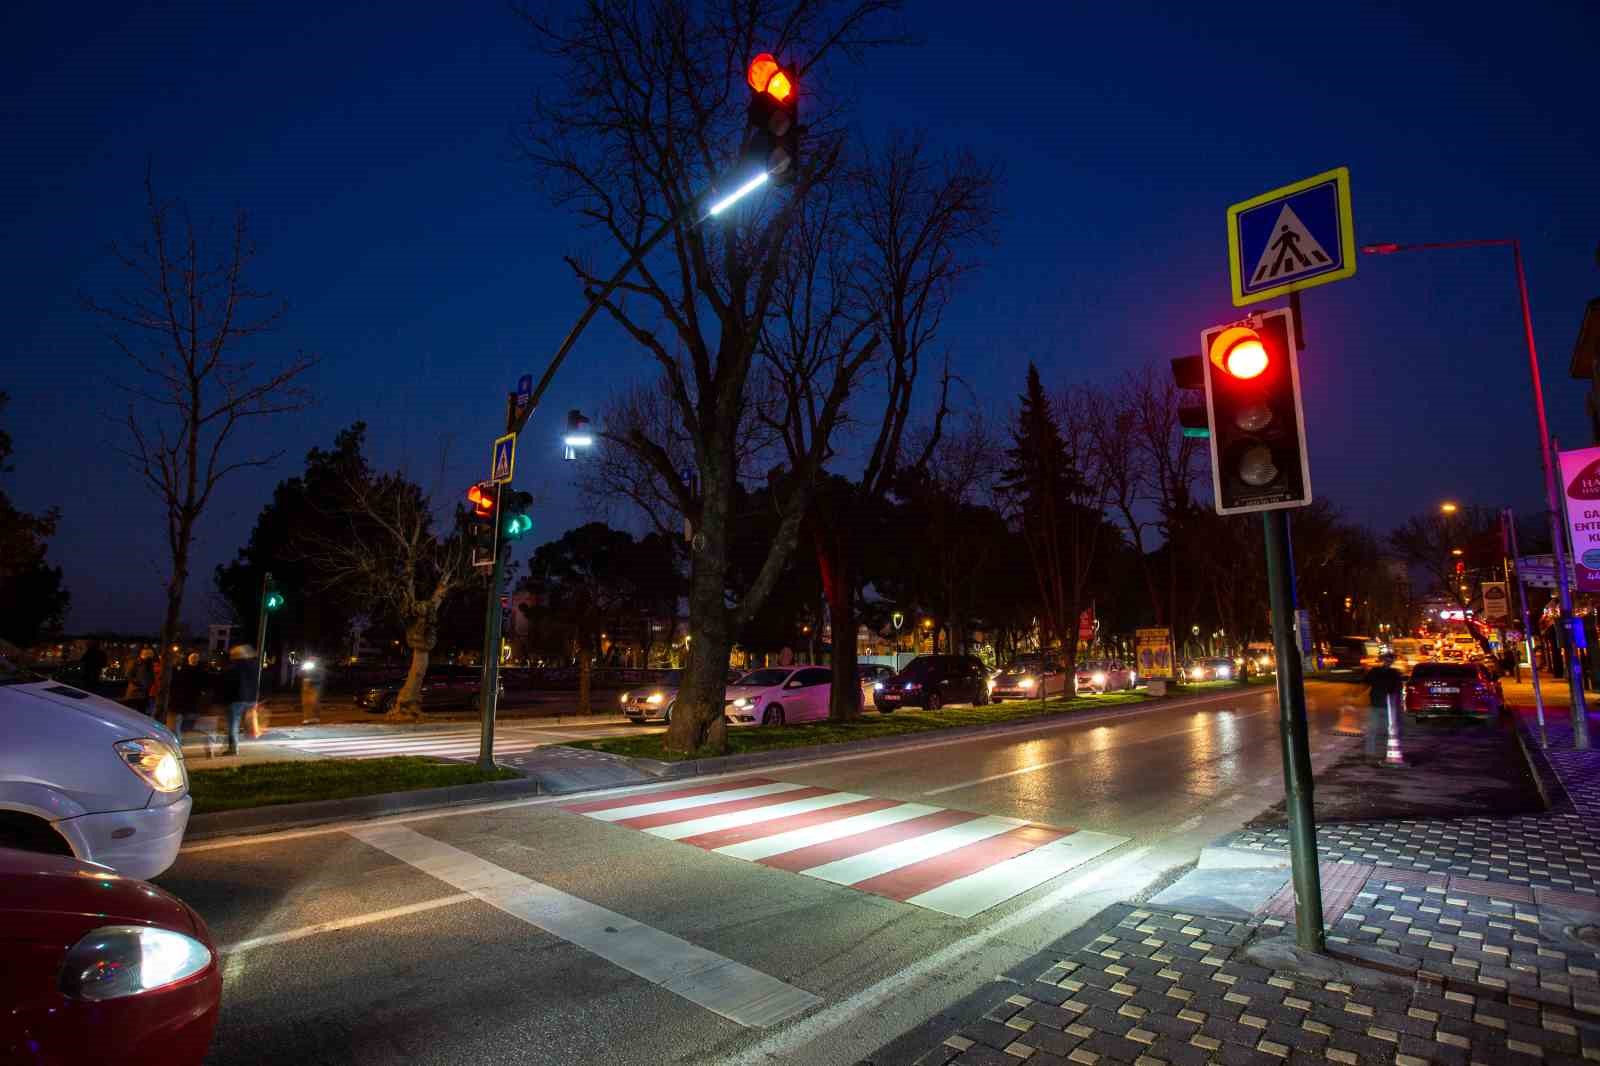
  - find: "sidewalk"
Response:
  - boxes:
[880,706,1600,1065]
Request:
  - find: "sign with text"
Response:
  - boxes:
[1558,445,1600,592]
[1481,582,1510,624]
[1135,627,1174,679]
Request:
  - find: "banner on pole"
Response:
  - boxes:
[1135,627,1174,679]
[1481,582,1510,623]
[1557,445,1600,592]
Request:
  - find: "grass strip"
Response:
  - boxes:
[189,756,520,814]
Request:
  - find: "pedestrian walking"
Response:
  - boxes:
[168,652,206,747]
[1362,652,1404,764]
[122,646,156,714]
[221,644,260,756]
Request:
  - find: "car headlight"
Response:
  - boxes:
[1092,672,1107,686]
[731,697,752,710]
[1019,677,1036,689]
[60,924,213,1001]
[873,682,884,691]
[1217,666,1231,678]
[114,738,185,792]
[1191,667,1205,679]
[646,692,665,705]
[620,692,631,704]
[903,682,921,691]
[1129,671,1137,683]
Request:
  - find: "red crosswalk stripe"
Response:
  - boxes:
[558,776,1126,918]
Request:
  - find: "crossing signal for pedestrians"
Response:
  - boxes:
[744,52,799,185]
[263,577,285,612]
[1199,306,1312,515]
[502,490,534,541]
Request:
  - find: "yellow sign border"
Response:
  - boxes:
[490,432,517,485]
[1227,166,1356,307]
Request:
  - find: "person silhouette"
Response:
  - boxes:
[1268,225,1310,276]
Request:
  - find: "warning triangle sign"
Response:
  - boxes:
[1250,203,1332,284]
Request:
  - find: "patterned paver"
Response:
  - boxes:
[893,712,1600,1065]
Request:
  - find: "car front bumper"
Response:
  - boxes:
[991,685,1039,699]
[57,794,193,881]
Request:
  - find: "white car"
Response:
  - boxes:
[0,654,192,880]
[1075,659,1136,694]
[621,670,683,723]
[723,665,833,726]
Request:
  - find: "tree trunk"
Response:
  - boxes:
[153,532,191,727]
[817,529,861,722]
[665,473,733,756]
[578,636,593,714]
[392,614,432,721]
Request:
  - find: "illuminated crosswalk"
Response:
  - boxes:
[560,777,1125,918]
[274,724,644,762]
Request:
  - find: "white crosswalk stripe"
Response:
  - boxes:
[274,728,549,761]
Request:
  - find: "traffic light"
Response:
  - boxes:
[467,482,498,566]
[467,482,496,521]
[502,490,534,541]
[1198,305,1312,515]
[263,576,285,612]
[1169,354,1210,438]
[562,410,593,461]
[744,52,799,185]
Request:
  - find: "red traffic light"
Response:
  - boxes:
[746,53,792,102]
[466,483,496,518]
[1208,325,1269,380]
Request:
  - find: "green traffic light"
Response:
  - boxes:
[504,514,533,539]
[265,591,285,611]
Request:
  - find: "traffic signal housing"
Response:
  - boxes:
[467,482,498,566]
[1199,306,1312,515]
[502,490,534,541]
[744,53,799,185]
[263,578,285,612]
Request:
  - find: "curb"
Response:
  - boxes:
[184,773,545,840]
[594,686,1267,783]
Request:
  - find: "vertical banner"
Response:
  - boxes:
[1481,582,1510,623]
[1558,445,1600,592]
[1135,628,1174,679]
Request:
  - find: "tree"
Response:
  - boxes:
[304,469,475,719]
[998,367,1109,678]
[0,392,71,646]
[215,424,374,658]
[1389,505,1502,609]
[86,174,315,714]
[522,0,904,756]
[1131,364,1203,629]
[770,134,996,720]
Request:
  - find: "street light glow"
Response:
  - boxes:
[1440,502,1458,514]
[562,433,595,448]
[707,171,769,216]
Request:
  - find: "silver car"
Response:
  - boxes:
[621,670,683,723]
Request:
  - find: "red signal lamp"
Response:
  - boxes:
[466,483,495,518]
[746,53,792,101]
[1208,325,1269,380]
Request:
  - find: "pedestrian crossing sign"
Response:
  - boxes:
[1227,167,1356,306]
[490,433,516,484]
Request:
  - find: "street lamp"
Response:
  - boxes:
[562,409,594,461]
[1439,501,1459,515]
[1368,239,1589,747]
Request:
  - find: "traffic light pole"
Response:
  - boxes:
[254,570,272,722]
[473,178,745,771]
[1262,509,1325,953]
[475,479,507,773]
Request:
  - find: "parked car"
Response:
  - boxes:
[1244,642,1277,675]
[856,662,894,697]
[0,847,221,1065]
[0,653,191,881]
[1185,657,1236,682]
[723,665,833,726]
[873,654,990,712]
[1403,662,1504,720]
[357,665,496,713]
[621,670,683,723]
[989,656,1067,702]
[1075,659,1136,694]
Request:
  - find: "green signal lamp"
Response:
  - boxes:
[264,590,285,611]
[504,513,533,539]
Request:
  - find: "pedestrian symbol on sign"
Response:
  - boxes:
[1251,204,1331,284]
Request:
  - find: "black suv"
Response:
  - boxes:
[873,654,989,712]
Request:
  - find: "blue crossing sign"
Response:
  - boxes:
[490,433,516,485]
[1227,167,1356,307]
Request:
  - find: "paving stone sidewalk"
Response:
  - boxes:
[881,714,1600,1065]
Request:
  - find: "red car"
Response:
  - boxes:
[0,847,221,1065]
[1403,662,1504,719]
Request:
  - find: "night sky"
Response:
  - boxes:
[5,1,1598,634]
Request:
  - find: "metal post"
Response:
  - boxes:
[1262,508,1325,953]
[1506,507,1548,746]
[1550,436,1592,749]
[1384,690,1405,767]
[476,483,506,772]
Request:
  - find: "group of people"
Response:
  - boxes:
[117,644,262,756]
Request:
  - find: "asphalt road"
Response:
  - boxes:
[163,680,1366,1065]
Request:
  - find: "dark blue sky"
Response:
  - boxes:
[5,1,1598,633]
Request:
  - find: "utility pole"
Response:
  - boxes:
[1551,436,1592,748]
[475,397,518,773]
[1505,507,1548,747]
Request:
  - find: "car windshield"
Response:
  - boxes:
[1204,659,1233,667]
[1077,661,1109,672]
[0,654,45,686]
[1003,659,1053,674]
[1410,664,1477,680]
[737,669,792,687]
[897,658,944,679]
